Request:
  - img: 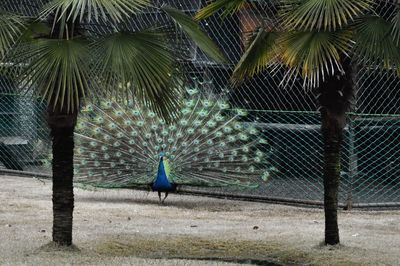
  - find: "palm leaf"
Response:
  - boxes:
[195,0,249,20]
[281,0,372,31]
[391,7,400,46]
[91,29,182,121]
[41,0,151,23]
[231,27,281,83]
[15,38,91,112]
[0,12,25,58]
[162,6,226,64]
[280,30,353,87]
[353,15,400,71]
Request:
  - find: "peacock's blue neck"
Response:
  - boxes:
[151,157,176,192]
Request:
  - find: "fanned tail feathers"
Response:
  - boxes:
[72,89,273,189]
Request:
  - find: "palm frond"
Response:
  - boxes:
[0,12,26,58]
[231,27,281,83]
[281,0,372,31]
[16,38,91,112]
[391,7,400,46]
[280,30,353,87]
[91,29,182,121]
[162,6,226,64]
[195,0,249,21]
[353,15,400,72]
[41,0,151,24]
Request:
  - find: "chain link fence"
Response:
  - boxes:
[0,0,399,207]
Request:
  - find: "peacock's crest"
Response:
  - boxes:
[73,89,274,189]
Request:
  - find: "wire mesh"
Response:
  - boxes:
[0,0,399,207]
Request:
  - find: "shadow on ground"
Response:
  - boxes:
[76,193,245,212]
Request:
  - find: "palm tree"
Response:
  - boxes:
[0,0,224,246]
[197,0,400,245]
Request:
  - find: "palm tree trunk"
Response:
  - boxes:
[321,109,345,245]
[47,107,78,246]
[319,59,354,245]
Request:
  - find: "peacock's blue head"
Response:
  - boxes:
[159,152,166,158]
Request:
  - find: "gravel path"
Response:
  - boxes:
[0,175,399,265]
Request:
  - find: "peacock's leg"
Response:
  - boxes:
[158,191,162,203]
[161,192,169,204]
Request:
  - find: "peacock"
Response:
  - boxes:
[72,89,273,203]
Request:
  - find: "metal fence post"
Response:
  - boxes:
[345,117,357,210]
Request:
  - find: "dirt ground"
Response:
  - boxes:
[0,175,399,266]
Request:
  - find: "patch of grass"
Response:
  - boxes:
[95,235,354,266]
